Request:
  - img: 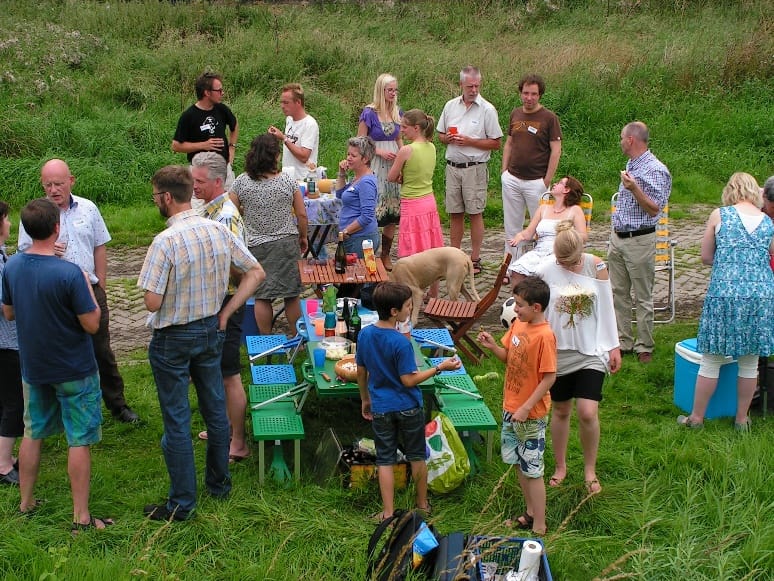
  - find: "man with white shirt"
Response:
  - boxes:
[17,159,140,424]
[438,66,503,275]
[268,83,319,179]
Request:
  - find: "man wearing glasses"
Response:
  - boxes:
[172,71,239,187]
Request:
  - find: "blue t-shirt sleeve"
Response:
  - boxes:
[69,268,98,315]
[395,338,418,377]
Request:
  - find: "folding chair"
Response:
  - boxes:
[423,257,511,364]
[610,193,676,324]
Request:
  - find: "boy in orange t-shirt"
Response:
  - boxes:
[478,276,556,535]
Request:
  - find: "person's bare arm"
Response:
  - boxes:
[172,138,225,155]
[700,209,720,265]
[511,372,556,422]
[228,122,239,165]
[501,135,512,173]
[387,146,411,183]
[78,271,101,334]
[144,291,163,313]
[94,244,107,289]
[400,356,461,388]
[620,171,661,217]
[2,304,14,321]
[543,140,561,188]
[218,263,266,330]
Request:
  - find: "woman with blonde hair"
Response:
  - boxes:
[534,220,621,499]
[358,73,403,270]
[678,172,774,430]
[387,109,444,297]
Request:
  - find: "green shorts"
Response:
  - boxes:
[23,373,103,447]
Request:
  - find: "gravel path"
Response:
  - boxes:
[106,207,711,356]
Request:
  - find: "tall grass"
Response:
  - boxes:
[0,322,771,579]
[0,0,771,219]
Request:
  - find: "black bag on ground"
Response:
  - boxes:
[366,509,439,581]
[432,531,472,581]
[360,283,376,311]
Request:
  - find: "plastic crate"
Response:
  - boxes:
[470,536,552,581]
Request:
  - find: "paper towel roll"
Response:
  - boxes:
[517,540,542,580]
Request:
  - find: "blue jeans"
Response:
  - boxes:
[148,316,230,515]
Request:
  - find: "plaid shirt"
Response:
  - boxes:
[612,150,671,232]
[138,209,257,329]
[200,193,247,294]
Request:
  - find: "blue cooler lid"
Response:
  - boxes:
[679,338,698,352]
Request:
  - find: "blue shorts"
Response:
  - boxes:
[371,406,426,465]
[23,373,102,447]
[501,417,546,478]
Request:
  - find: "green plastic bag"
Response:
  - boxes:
[425,411,470,493]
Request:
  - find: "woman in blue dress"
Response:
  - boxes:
[357,73,402,271]
[678,173,774,430]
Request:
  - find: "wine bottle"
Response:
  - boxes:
[334,231,346,274]
[342,298,351,335]
[349,304,361,343]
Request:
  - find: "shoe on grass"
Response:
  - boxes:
[144,503,191,522]
[0,467,20,486]
[677,415,703,429]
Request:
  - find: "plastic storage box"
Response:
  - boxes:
[470,536,552,581]
[674,338,738,419]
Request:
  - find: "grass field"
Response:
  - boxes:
[1,1,773,579]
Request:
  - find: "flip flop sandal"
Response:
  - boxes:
[585,479,602,495]
[472,259,482,276]
[676,415,703,429]
[18,498,45,517]
[71,516,115,535]
[416,501,432,516]
[504,511,533,530]
[548,475,565,487]
[229,454,252,464]
[370,511,392,523]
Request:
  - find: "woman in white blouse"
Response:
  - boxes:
[535,221,621,495]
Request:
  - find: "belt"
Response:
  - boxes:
[615,227,656,238]
[446,160,484,169]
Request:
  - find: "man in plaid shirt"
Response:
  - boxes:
[608,121,672,364]
[138,165,264,522]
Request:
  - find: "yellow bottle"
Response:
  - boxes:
[362,239,377,274]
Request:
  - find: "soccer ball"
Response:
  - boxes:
[500,297,518,329]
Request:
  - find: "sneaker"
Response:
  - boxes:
[143,503,191,522]
[114,407,141,424]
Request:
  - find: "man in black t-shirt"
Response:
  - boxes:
[172,72,239,185]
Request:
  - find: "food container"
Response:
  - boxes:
[317,178,334,193]
[319,337,352,360]
[334,354,358,382]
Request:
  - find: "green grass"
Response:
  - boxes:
[1,323,772,580]
[0,0,772,224]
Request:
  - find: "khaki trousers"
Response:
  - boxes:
[607,232,656,353]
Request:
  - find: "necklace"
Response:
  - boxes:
[552,205,567,214]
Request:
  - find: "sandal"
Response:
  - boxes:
[370,511,392,523]
[585,479,602,495]
[416,501,432,516]
[471,259,482,276]
[734,417,751,432]
[71,516,115,535]
[19,498,45,517]
[504,511,533,530]
[548,475,565,488]
[677,415,703,429]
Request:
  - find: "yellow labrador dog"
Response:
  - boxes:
[390,247,481,326]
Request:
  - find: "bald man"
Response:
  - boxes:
[18,159,140,423]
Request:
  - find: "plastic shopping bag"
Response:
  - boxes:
[425,411,470,493]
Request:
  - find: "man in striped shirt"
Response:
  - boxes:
[138,165,264,521]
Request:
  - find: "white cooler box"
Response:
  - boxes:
[674,338,738,419]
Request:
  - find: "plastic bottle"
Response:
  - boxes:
[334,231,347,274]
[362,239,377,274]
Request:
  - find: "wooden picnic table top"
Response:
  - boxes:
[298,258,389,285]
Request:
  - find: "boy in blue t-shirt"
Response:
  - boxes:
[356,282,460,522]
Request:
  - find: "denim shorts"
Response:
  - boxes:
[23,372,102,447]
[371,406,426,465]
[501,417,546,478]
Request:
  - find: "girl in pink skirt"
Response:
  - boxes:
[387,109,445,296]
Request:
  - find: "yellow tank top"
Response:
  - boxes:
[400,141,435,199]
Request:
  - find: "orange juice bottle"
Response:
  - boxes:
[362,239,377,274]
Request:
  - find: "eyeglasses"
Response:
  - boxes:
[385,88,398,93]
[151,191,167,201]
[209,87,224,93]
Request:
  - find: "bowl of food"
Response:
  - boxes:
[319,336,352,360]
[334,354,358,382]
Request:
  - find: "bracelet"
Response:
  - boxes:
[433,366,440,376]
[229,143,236,148]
